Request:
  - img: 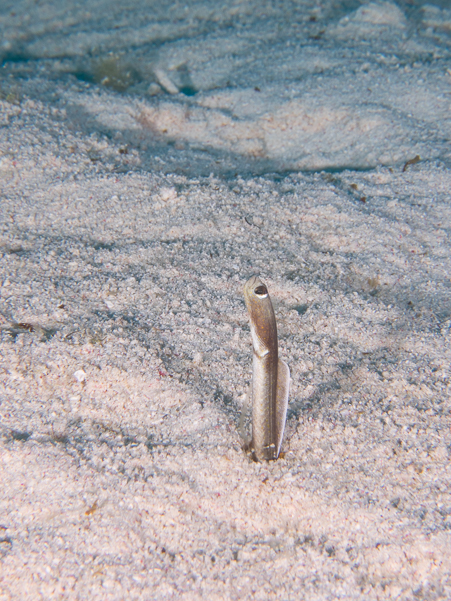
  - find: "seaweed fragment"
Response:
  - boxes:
[402,155,420,172]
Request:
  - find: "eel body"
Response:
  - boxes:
[243,276,290,460]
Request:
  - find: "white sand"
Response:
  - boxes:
[1,1,451,599]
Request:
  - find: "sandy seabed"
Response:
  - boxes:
[1,0,451,599]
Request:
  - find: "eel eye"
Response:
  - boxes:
[254,285,268,297]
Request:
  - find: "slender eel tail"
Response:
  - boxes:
[275,360,290,457]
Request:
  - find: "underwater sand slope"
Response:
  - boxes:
[1,1,451,599]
